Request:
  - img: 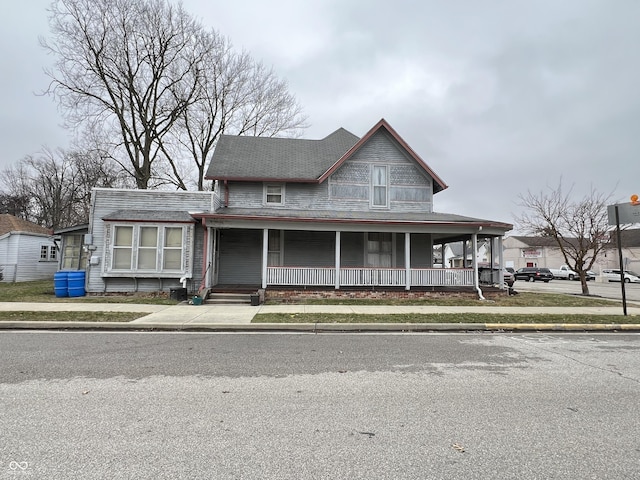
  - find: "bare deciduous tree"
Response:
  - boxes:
[42,0,209,189]
[515,181,611,295]
[42,0,307,192]
[1,148,126,229]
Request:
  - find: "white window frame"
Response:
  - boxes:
[371,165,389,208]
[104,223,192,277]
[365,232,394,267]
[40,245,57,262]
[267,229,283,266]
[264,183,285,206]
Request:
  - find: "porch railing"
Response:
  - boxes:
[266,267,474,287]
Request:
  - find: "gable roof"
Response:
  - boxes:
[205,128,359,182]
[318,119,448,193]
[205,119,448,193]
[0,214,51,236]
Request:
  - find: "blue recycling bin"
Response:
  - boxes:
[54,271,69,298]
[67,271,86,297]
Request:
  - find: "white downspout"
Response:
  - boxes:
[472,232,485,300]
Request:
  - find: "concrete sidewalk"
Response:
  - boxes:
[1,301,639,331]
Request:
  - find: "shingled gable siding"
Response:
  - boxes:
[330,130,433,213]
[87,189,213,293]
[225,131,434,213]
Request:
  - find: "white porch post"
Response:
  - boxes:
[335,231,341,289]
[262,228,268,289]
[405,232,411,290]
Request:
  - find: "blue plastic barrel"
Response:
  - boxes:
[67,271,86,297]
[54,271,69,298]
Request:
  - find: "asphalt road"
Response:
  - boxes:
[1,331,639,479]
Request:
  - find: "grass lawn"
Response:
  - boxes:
[1,280,637,325]
[0,280,178,305]
[0,311,144,322]
[253,312,637,324]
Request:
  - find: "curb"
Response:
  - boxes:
[2,321,640,332]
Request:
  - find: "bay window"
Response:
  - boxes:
[106,223,190,275]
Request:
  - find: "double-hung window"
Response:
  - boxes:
[264,184,284,205]
[113,226,134,269]
[163,227,183,270]
[267,230,282,266]
[137,227,158,270]
[366,232,392,267]
[372,165,389,208]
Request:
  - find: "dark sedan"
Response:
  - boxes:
[515,267,553,282]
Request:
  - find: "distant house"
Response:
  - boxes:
[85,119,512,298]
[0,214,57,282]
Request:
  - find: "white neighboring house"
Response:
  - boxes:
[0,214,58,282]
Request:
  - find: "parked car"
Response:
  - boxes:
[601,269,640,283]
[549,265,577,280]
[514,267,553,282]
[581,271,597,281]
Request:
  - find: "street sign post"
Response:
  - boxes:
[607,196,640,316]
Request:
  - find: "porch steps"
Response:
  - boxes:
[205,292,252,305]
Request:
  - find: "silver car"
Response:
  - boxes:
[602,269,640,283]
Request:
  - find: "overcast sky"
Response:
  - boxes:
[2,0,639,230]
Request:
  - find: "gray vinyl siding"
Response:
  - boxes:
[283,231,334,266]
[0,233,58,282]
[224,130,434,214]
[87,189,213,293]
[410,233,433,268]
[217,229,262,284]
[340,232,364,267]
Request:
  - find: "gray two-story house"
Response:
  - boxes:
[85,119,512,299]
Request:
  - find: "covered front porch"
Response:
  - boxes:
[197,218,508,293]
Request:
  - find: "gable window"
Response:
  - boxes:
[372,165,388,207]
[264,184,284,205]
[366,232,392,267]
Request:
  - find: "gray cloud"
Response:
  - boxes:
[3,0,639,229]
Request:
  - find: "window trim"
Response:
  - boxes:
[103,223,193,278]
[371,165,389,208]
[40,244,57,262]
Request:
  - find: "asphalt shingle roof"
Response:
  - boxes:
[0,214,51,236]
[205,128,360,181]
[102,210,196,223]
[206,207,510,227]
